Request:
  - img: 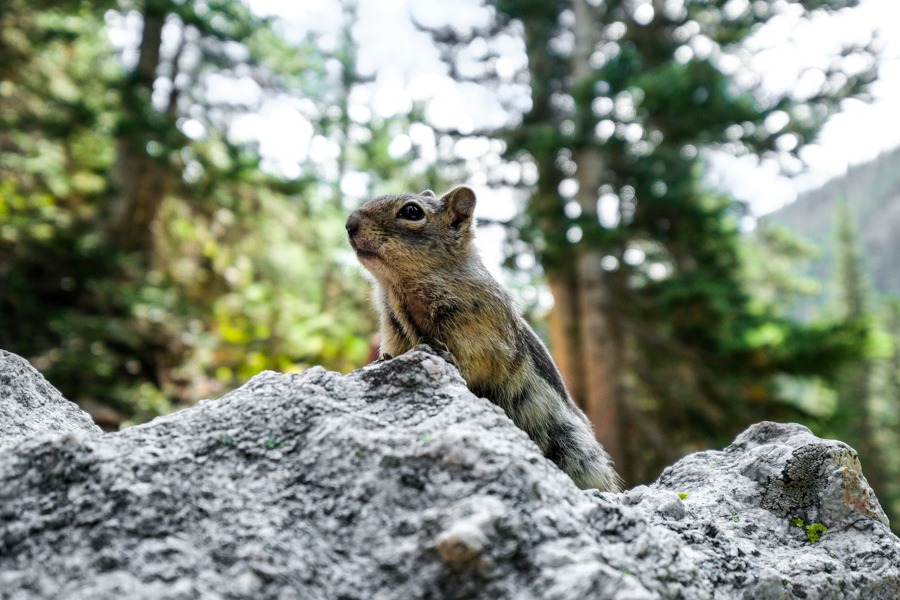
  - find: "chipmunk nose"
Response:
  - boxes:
[345,212,361,238]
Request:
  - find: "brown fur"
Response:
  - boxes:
[346,186,621,491]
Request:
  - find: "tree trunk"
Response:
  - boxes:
[567,0,628,478]
[834,200,888,510]
[571,161,626,481]
[514,0,628,477]
[546,273,582,403]
[106,2,169,255]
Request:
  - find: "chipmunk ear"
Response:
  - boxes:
[419,189,436,198]
[440,186,476,230]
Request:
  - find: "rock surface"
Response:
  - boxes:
[0,349,101,450]
[1,347,898,599]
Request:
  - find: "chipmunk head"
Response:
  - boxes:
[345,186,477,284]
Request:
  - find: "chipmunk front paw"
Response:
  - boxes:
[415,337,459,370]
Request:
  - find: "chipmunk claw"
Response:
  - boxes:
[415,337,459,370]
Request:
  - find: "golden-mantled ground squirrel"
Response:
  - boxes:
[346,186,620,491]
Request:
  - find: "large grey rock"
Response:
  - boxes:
[0,349,101,449]
[0,347,898,599]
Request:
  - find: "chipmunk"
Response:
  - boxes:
[345,186,620,491]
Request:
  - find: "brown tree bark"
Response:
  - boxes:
[546,273,583,407]
[514,0,628,479]
[568,0,627,478]
[105,2,170,255]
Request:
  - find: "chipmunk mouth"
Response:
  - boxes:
[349,239,380,260]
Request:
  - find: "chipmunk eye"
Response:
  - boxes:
[397,203,425,221]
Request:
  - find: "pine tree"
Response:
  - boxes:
[427,0,877,481]
[830,200,889,514]
[0,1,376,425]
[879,300,900,529]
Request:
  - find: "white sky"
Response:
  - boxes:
[244,0,900,219]
[710,0,900,215]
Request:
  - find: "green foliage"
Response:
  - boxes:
[823,205,899,530]
[765,144,900,318]
[877,301,900,530]
[743,224,823,312]
[791,516,828,544]
[485,0,875,480]
[0,0,395,427]
[790,516,828,542]
[761,199,900,532]
[806,522,828,544]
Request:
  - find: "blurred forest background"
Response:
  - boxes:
[2,0,899,529]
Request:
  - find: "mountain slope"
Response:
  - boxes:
[764,143,900,316]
